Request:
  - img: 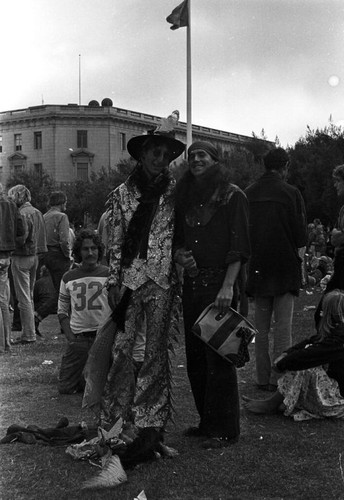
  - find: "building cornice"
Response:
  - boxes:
[0,104,274,147]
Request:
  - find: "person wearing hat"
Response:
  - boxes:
[7,184,47,345]
[101,122,185,435]
[174,140,250,449]
[245,148,307,391]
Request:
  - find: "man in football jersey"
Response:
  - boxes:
[57,228,111,394]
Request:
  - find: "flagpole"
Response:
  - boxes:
[186,0,192,148]
[79,54,81,105]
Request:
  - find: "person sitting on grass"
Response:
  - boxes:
[243,289,344,421]
[57,228,112,394]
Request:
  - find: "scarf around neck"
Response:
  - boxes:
[121,165,172,268]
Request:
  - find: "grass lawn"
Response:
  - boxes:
[1,288,344,500]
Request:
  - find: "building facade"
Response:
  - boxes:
[0,98,272,185]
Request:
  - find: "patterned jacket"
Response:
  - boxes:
[106,177,175,291]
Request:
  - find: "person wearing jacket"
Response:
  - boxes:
[8,185,47,345]
[174,141,250,449]
[34,191,71,335]
[243,289,344,420]
[245,148,307,391]
[102,124,184,436]
[0,183,25,351]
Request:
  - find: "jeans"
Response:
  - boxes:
[38,250,70,320]
[11,255,38,342]
[0,258,11,351]
[58,335,95,394]
[182,276,240,440]
[254,293,294,386]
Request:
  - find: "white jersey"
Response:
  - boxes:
[58,264,111,334]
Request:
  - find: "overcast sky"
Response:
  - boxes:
[2,0,344,146]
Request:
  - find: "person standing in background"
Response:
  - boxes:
[0,183,25,352]
[8,185,47,345]
[331,164,344,252]
[34,191,71,335]
[245,148,307,391]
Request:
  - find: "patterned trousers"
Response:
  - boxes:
[101,280,178,430]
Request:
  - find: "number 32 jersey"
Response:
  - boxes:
[58,264,112,334]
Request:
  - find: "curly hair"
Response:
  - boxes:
[8,184,31,206]
[72,228,104,263]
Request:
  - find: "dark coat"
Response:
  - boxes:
[245,171,307,297]
[0,194,25,254]
[276,326,344,396]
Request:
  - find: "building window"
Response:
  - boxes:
[13,164,24,174]
[14,134,22,151]
[120,132,126,151]
[77,162,88,181]
[34,163,43,177]
[34,131,42,150]
[0,136,2,153]
[77,130,88,149]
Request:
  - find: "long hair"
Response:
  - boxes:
[319,289,344,338]
[175,163,227,214]
[73,228,104,263]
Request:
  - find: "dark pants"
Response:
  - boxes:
[38,250,70,320]
[8,266,21,329]
[182,276,240,440]
[58,335,95,394]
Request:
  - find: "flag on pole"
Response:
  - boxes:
[166,0,189,30]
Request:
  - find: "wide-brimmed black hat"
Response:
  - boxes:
[127,120,185,162]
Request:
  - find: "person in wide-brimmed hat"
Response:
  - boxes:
[127,119,185,163]
[100,115,184,446]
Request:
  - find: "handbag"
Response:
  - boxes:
[192,303,257,367]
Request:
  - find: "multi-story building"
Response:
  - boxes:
[0,98,272,185]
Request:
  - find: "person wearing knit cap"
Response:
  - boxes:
[8,184,47,345]
[174,141,250,449]
[187,141,219,162]
[245,147,307,391]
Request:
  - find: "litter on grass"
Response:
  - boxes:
[134,491,147,500]
[82,455,127,489]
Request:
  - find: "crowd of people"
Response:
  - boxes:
[1,121,344,471]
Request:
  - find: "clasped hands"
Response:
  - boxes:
[174,248,197,272]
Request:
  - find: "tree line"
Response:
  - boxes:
[6,123,344,229]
